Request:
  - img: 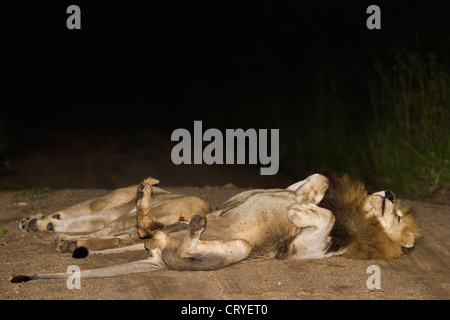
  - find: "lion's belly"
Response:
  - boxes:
[203,191,298,248]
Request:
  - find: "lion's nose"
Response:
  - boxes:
[384,190,395,202]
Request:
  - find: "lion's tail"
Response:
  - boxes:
[10,259,163,283]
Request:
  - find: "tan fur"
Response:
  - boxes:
[320,174,421,260]
[19,177,211,252]
[13,173,421,282]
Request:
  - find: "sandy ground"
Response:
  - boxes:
[0,128,448,301]
[0,185,449,301]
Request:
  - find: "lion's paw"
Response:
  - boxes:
[287,203,314,226]
[294,174,329,204]
[189,213,207,236]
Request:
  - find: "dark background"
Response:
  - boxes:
[2,0,449,190]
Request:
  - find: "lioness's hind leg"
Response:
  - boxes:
[136,182,164,238]
[19,196,115,232]
[20,212,111,233]
[20,213,45,232]
[56,232,141,254]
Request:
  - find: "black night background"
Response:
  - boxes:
[2,0,450,194]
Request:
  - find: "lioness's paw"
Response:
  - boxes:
[136,182,152,204]
[19,213,61,232]
[20,213,44,232]
[57,240,78,253]
[294,174,329,204]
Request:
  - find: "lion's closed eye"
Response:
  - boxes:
[384,190,395,203]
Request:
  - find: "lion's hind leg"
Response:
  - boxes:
[178,213,251,270]
[150,213,251,271]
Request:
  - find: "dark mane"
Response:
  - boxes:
[318,172,400,259]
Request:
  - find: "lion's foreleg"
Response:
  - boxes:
[290,173,329,204]
[285,203,335,259]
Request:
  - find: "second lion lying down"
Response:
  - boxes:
[12,173,420,282]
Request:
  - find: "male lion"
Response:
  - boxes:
[11,173,420,282]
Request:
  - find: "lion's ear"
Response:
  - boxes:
[364,196,382,218]
[401,232,415,248]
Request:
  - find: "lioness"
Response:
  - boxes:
[19,177,212,254]
[11,173,420,282]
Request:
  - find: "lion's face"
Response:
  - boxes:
[364,190,419,250]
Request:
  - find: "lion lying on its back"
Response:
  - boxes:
[12,173,420,282]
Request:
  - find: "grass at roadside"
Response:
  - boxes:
[367,52,450,194]
[0,218,7,236]
[279,50,449,196]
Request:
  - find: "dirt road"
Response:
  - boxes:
[1,186,449,300]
